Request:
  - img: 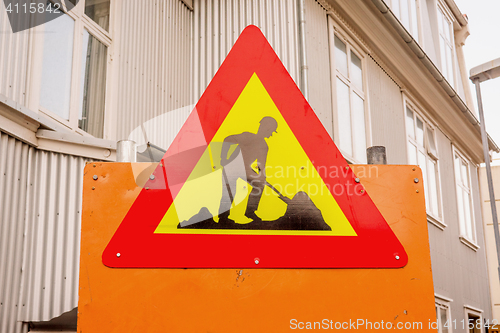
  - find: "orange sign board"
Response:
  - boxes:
[78,163,437,332]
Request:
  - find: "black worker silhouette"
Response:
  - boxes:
[177,117,331,231]
[218,116,277,222]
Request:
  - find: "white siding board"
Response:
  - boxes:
[366,56,406,164]
[305,0,333,135]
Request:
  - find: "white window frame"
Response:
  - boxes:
[436,2,457,88]
[464,305,484,333]
[435,295,453,333]
[452,146,479,251]
[37,0,112,138]
[328,18,372,164]
[403,97,444,229]
[387,0,422,44]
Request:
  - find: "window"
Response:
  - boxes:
[435,298,451,333]
[437,5,455,87]
[453,149,477,248]
[388,0,420,43]
[329,25,369,164]
[405,103,442,225]
[465,306,484,333]
[39,0,111,138]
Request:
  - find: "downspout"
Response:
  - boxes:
[370,0,499,153]
[298,0,309,100]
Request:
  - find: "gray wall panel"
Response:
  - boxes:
[192,0,300,101]
[0,132,30,333]
[305,0,333,135]
[366,56,406,164]
[18,150,89,322]
[115,0,192,141]
[0,130,89,330]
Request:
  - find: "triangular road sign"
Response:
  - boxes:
[103,25,408,268]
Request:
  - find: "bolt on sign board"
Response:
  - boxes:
[101,26,407,269]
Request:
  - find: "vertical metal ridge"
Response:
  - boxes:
[16,150,90,323]
[116,0,192,141]
[192,0,300,100]
[0,132,30,333]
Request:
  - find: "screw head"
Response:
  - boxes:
[412,168,415,171]
[116,253,121,258]
[414,178,419,183]
[93,164,96,167]
[395,255,400,260]
[149,175,155,180]
[93,175,98,180]
[145,187,149,190]
[355,178,360,183]
[360,189,365,194]
[92,187,95,190]
[254,258,260,265]
[416,190,419,193]
[345,166,349,170]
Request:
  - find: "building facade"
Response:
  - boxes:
[0,0,497,331]
[480,165,500,323]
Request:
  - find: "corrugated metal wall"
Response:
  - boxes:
[428,130,492,322]
[0,132,30,333]
[119,0,301,148]
[366,56,407,164]
[115,0,192,141]
[304,0,333,136]
[192,0,300,101]
[0,4,30,106]
[18,150,88,322]
[0,130,89,331]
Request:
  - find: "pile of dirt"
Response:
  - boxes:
[178,191,331,231]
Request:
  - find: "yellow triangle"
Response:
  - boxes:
[155,73,356,236]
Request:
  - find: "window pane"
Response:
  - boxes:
[392,0,401,20]
[352,93,366,163]
[427,126,438,157]
[440,36,448,79]
[418,151,429,210]
[401,0,410,31]
[411,0,419,42]
[463,191,473,239]
[85,0,110,31]
[443,16,451,43]
[350,52,363,90]
[416,117,424,146]
[336,78,352,156]
[39,12,75,119]
[79,31,108,138]
[461,161,469,188]
[408,142,417,165]
[457,186,465,234]
[438,9,444,34]
[406,108,415,139]
[428,159,439,217]
[446,45,454,84]
[334,36,348,77]
[440,308,449,333]
[454,155,461,182]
